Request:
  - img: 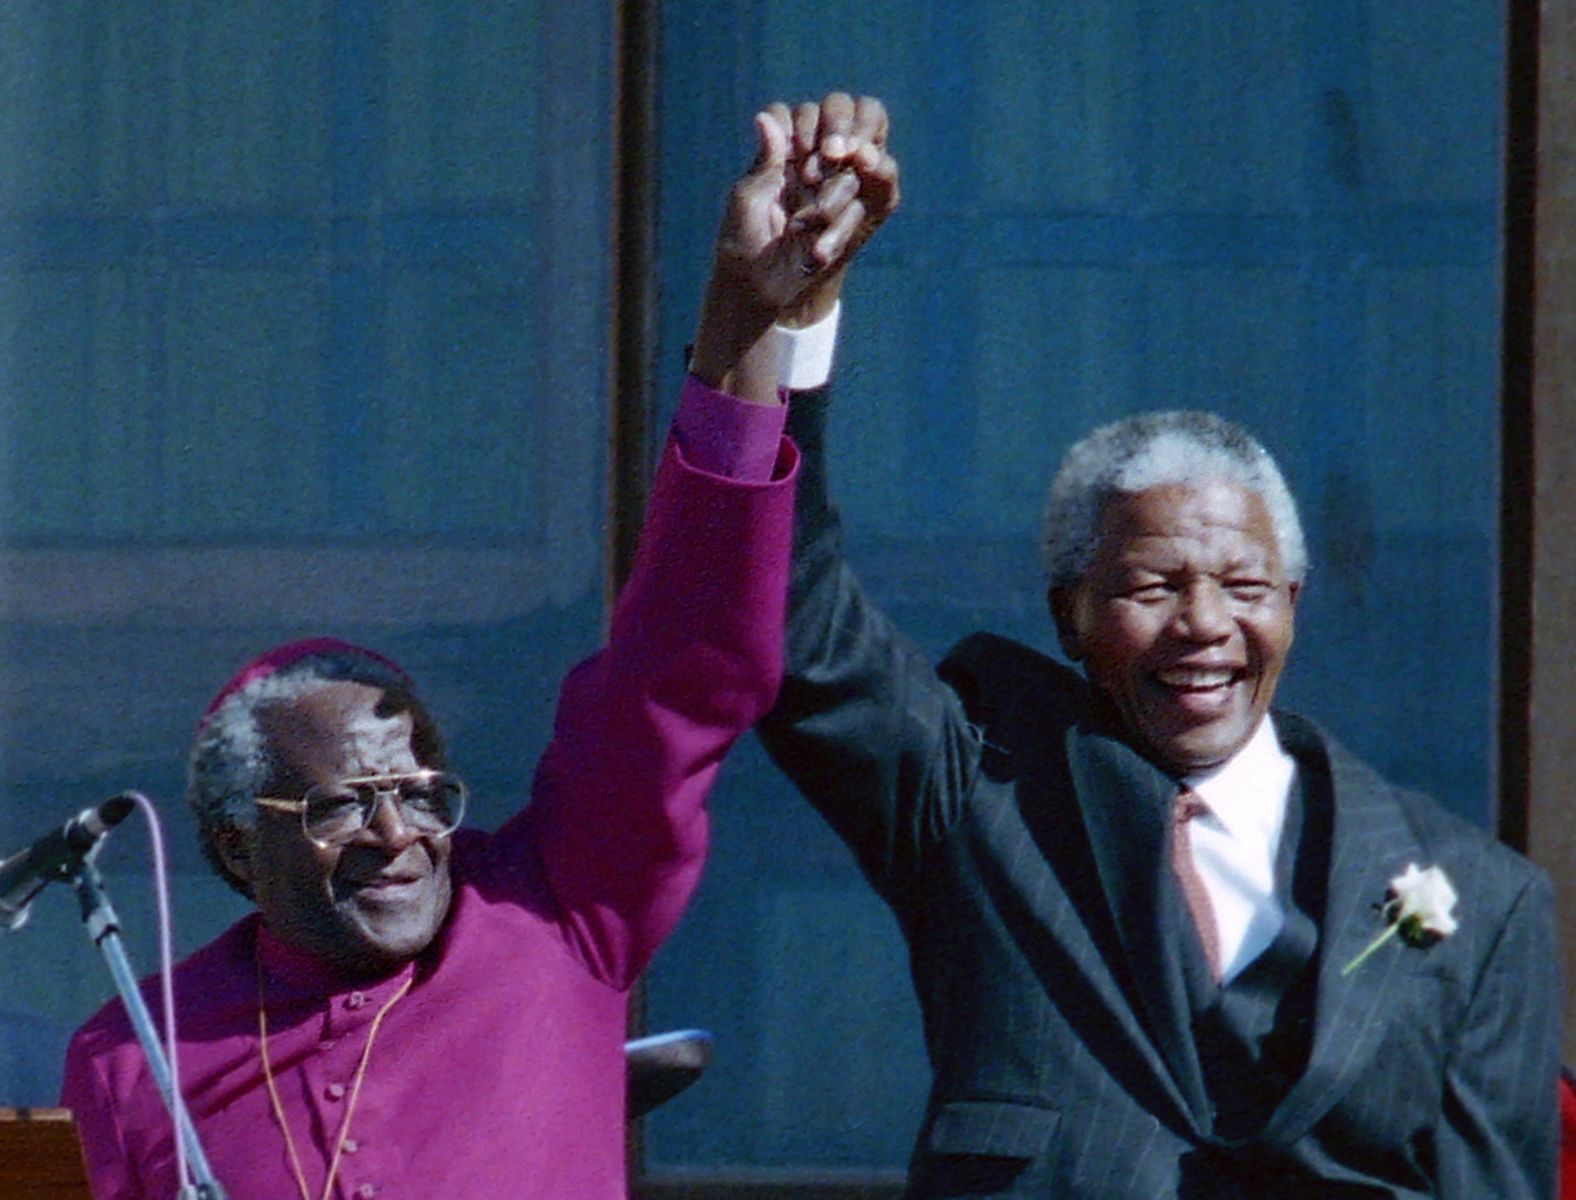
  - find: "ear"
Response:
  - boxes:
[1049,586,1086,661]
[213,823,255,889]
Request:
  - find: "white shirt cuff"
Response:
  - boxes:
[771,301,841,390]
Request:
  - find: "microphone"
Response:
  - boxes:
[0,794,137,932]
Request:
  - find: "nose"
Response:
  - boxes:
[1170,580,1232,643]
[361,790,418,848]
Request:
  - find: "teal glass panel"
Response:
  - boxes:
[0,0,610,1107]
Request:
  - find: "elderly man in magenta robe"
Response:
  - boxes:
[59,103,898,1200]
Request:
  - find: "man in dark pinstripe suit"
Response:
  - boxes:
[755,93,1560,1198]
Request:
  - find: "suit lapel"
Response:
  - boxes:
[1067,723,1212,1130]
[1261,717,1428,1147]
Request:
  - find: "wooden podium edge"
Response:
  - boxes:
[0,1107,93,1200]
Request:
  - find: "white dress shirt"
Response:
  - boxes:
[1180,717,1298,984]
[770,301,841,388]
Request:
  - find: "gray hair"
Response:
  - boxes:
[1042,410,1307,588]
[187,648,434,897]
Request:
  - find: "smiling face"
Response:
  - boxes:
[218,681,454,978]
[1051,480,1299,774]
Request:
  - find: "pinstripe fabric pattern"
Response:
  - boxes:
[757,386,1560,1199]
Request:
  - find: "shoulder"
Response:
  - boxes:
[938,632,1089,724]
[1277,710,1548,905]
[70,916,256,1054]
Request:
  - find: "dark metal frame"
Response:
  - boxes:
[1496,0,1539,854]
[1509,0,1576,1068]
[608,0,662,606]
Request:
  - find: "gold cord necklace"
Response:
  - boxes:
[256,951,414,1200]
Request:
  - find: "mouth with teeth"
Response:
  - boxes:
[1148,664,1247,716]
[343,871,427,901]
[336,848,436,910]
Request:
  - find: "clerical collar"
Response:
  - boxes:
[1180,715,1296,847]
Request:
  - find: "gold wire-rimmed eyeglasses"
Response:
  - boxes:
[254,770,467,849]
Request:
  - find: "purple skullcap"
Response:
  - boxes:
[199,637,414,726]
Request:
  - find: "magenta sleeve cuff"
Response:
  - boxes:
[671,374,790,483]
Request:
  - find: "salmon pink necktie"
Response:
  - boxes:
[1172,788,1222,982]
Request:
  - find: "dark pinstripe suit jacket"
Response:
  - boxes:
[757,386,1560,1198]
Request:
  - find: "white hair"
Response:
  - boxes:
[1042,410,1307,588]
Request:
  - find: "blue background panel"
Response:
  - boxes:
[0,0,612,1109]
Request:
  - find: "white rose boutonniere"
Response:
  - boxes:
[1340,863,1459,977]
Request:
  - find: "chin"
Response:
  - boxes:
[1145,723,1250,773]
[333,902,448,973]
[328,926,434,976]
[356,909,444,960]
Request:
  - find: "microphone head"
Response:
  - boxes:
[66,792,141,849]
[99,793,138,829]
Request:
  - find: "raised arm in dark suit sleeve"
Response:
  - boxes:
[760,382,985,901]
[744,95,978,901]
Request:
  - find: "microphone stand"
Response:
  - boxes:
[70,855,228,1199]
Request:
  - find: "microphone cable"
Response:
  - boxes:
[117,791,192,1195]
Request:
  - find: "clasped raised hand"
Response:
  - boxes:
[690,92,899,399]
[715,92,900,315]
